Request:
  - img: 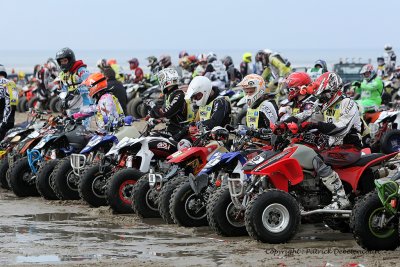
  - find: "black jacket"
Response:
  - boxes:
[107,78,127,114]
[201,88,231,130]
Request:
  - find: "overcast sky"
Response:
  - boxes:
[2,0,400,51]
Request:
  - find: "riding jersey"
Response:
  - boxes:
[246,99,278,129]
[355,75,383,111]
[0,77,18,129]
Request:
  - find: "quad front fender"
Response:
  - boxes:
[250,158,304,192]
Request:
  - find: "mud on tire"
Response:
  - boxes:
[52,157,80,200]
[106,168,143,214]
[8,157,38,197]
[158,175,187,224]
[0,158,10,190]
[79,164,112,207]
[245,189,301,244]
[169,180,208,227]
[131,175,160,218]
[351,191,399,250]
[36,159,59,200]
[207,186,247,236]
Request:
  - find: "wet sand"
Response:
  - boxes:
[1,113,398,266]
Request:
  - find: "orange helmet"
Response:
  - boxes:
[107,58,117,65]
[82,73,108,98]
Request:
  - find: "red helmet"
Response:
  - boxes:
[312,72,343,110]
[128,58,139,69]
[285,72,312,101]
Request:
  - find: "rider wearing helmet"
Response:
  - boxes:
[149,68,194,135]
[240,52,254,77]
[159,55,172,69]
[179,50,189,59]
[384,44,396,75]
[193,54,207,77]
[222,56,242,87]
[107,59,124,83]
[35,58,60,110]
[376,56,386,78]
[259,49,292,91]
[96,59,108,73]
[185,76,231,130]
[56,47,91,113]
[0,65,18,140]
[238,74,278,129]
[279,72,320,121]
[307,59,328,81]
[279,72,362,210]
[77,72,124,130]
[356,64,383,112]
[128,58,144,83]
[204,54,228,90]
[103,67,127,114]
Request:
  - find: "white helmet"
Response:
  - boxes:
[238,74,266,107]
[263,49,273,55]
[158,67,180,93]
[384,44,392,51]
[185,76,212,107]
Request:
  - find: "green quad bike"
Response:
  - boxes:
[351,172,400,250]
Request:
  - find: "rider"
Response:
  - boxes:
[223,56,242,87]
[278,72,321,121]
[185,76,231,130]
[128,58,144,83]
[107,59,125,83]
[356,64,383,112]
[240,52,254,77]
[259,49,292,91]
[0,65,18,140]
[103,67,127,114]
[204,53,228,90]
[96,58,108,74]
[76,72,124,130]
[148,68,194,136]
[55,47,91,114]
[384,44,396,75]
[280,72,362,210]
[376,56,386,78]
[307,59,328,81]
[35,58,59,110]
[237,74,278,129]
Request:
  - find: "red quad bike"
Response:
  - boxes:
[131,127,228,225]
[243,122,400,244]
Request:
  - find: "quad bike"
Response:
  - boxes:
[32,116,94,200]
[241,123,400,244]
[0,111,49,189]
[206,128,272,236]
[159,127,230,226]
[104,119,178,213]
[72,116,140,207]
[351,172,400,250]
[363,108,400,154]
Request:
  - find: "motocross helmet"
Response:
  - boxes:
[82,72,108,98]
[97,58,108,70]
[238,74,266,107]
[384,44,393,51]
[146,56,158,67]
[360,64,376,82]
[56,47,76,72]
[128,58,139,69]
[222,56,233,67]
[242,52,252,63]
[285,72,312,101]
[211,126,229,141]
[312,72,343,111]
[185,76,212,107]
[314,59,328,72]
[107,59,117,65]
[377,57,385,66]
[0,65,7,78]
[158,68,179,93]
[159,55,172,68]
[179,50,189,59]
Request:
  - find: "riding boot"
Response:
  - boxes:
[321,171,350,210]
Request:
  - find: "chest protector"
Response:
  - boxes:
[199,96,230,121]
[323,103,341,124]
[59,71,80,92]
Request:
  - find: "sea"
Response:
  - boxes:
[0,48,384,74]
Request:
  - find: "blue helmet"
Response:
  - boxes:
[314,59,327,72]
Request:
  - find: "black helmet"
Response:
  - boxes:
[222,56,233,67]
[0,65,7,78]
[146,56,158,67]
[56,47,76,72]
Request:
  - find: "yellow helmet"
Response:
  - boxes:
[18,71,25,80]
[242,52,252,63]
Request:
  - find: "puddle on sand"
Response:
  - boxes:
[15,253,135,264]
